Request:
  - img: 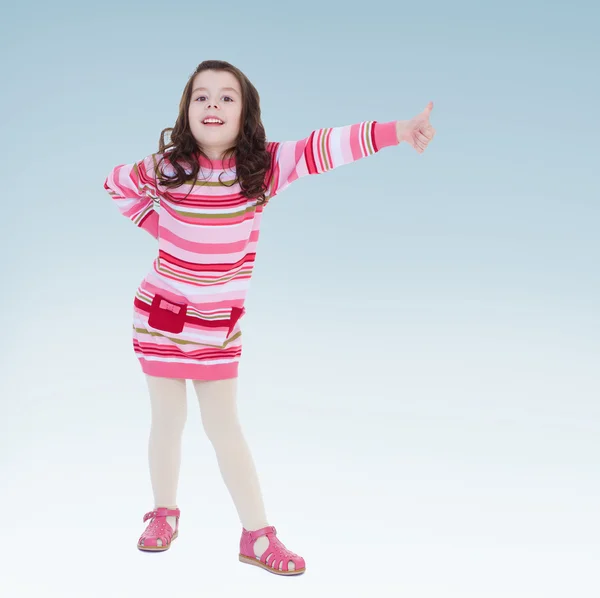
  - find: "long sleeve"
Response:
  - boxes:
[265,120,399,198]
[104,154,160,239]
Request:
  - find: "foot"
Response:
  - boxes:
[239,525,305,574]
[254,535,297,571]
[138,506,180,551]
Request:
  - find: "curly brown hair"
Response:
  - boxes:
[155,60,272,205]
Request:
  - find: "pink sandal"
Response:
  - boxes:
[239,525,306,575]
[137,507,180,552]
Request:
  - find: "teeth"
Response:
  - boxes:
[203,119,223,124]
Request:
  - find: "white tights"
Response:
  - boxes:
[145,374,283,563]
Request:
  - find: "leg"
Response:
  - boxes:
[146,374,187,544]
[191,377,268,529]
[192,378,297,571]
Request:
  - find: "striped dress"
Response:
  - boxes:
[104,120,399,380]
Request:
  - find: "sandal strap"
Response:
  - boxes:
[243,525,277,543]
[143,507,180,522]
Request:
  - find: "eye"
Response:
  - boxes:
[195,95,207,101]
[223,96,234,102]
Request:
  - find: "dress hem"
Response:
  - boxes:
[138,357,239,380]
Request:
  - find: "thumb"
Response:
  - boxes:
[423,101,434,116]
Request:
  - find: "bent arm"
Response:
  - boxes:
[103,155,160,239]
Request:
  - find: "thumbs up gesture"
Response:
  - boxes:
[396,101,436,154]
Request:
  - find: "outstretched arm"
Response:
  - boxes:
[265,102,436,199]
[103,154,160,239]
[265,120,400,198]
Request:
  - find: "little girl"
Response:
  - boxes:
[104,59,435,575]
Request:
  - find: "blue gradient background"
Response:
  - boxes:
[1,0,599,596]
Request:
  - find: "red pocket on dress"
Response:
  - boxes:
[148,294,187,334]
[227,306,245,337]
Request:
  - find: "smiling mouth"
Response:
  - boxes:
[202,118,224,125]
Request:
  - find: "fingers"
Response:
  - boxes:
[418,127,436,142]
[414,125,436,153]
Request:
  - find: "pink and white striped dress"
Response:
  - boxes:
[104,120,399,380]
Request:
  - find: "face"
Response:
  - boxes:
[188,69,243,160]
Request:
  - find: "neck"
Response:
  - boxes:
[200,145,231,161]
[204,151,225,160]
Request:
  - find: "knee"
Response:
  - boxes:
[151,409,187,435]
[201,414,242,446]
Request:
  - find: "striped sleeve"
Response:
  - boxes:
[103,154,160,239]
[265,120,399,198]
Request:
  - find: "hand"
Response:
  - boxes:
[396,101,436,154]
